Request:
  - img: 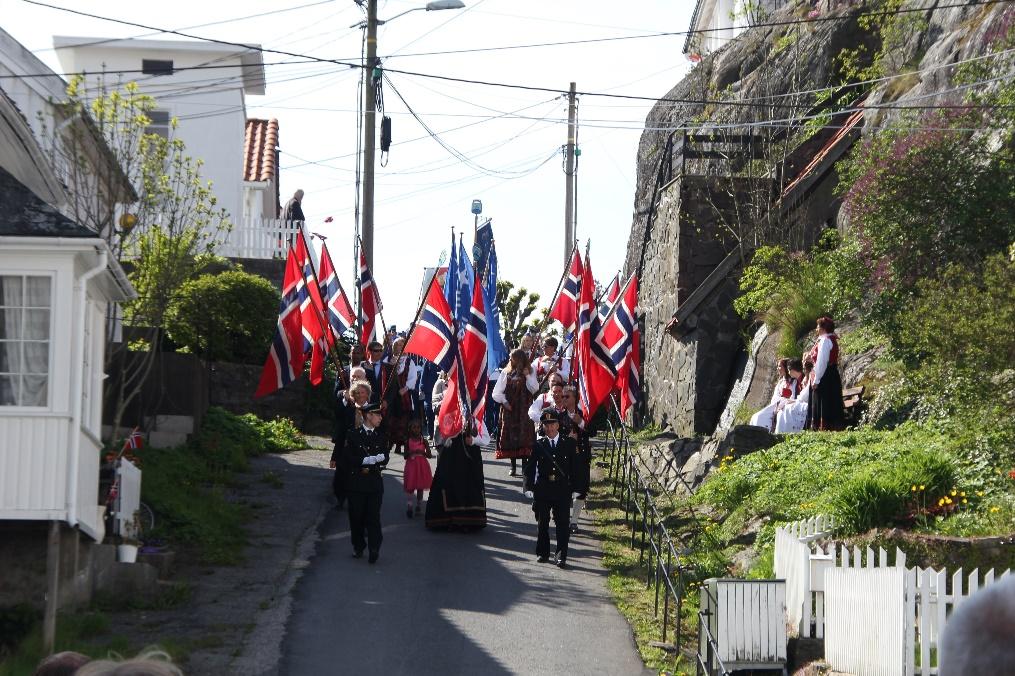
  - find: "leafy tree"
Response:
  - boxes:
[496,280,541,348]
[166,270,278,363]
[43,77,230,439]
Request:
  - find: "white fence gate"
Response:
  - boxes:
[775,515,1012,676]
[825,566,906,676]
[701,578,787,672]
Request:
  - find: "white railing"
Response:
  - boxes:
[115,458,142,539]
[216,217,303,259]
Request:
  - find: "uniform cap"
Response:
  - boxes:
[361,402,383,415]
[540,408,561,424]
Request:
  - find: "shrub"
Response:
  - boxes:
[166,269,279,364]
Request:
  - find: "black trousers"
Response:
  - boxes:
[347,491,383,554]
[331,467,347,506]
[534,498,571,560]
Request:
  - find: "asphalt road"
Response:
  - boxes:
[278,446,651,676]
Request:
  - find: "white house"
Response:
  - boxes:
[684,0,793,57]
[0,90,135,545]
[52,36,266,224]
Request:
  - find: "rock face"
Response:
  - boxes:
[626,1,1014,434]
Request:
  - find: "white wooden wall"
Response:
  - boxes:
[713,579,787,668]
[825,566,906,676]
[774,515,836,636]
[0,414,69,516]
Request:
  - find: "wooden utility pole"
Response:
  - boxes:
[563,82,577,266]
[361,0,379,272]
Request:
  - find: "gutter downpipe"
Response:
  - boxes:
[66,246,108,528]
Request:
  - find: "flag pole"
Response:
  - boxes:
[376,266,442,405]
[529,239,579,358]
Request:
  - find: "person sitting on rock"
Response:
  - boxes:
[750,358,803,432]
[775,360,813,434]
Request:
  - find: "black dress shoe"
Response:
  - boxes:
[368,551,379,564]
[556,559,568,570]
[569,523,578,535]
[352,549,364,559]
[407,507,413,519]
[537,555,549,563]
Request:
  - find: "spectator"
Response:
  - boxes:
[73,648,182,676]
[34,651,90,676]
[281,189,305,223]
[939,577,1015,675]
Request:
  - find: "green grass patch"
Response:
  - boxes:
[0,610,118,676]
[692,421,1015,543]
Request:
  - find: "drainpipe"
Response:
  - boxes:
[66,247,108,528]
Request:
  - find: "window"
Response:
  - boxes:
[146,110,171,139]
[0,275,52,407]
[141,59,174,76]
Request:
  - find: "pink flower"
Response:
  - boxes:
[807,9,820,19]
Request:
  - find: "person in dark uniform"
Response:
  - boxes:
[342,402,389,563]
[329,379,372,510]
[523,409,576,569]
[559,386,591,534]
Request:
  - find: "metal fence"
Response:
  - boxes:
[599,399,728,676]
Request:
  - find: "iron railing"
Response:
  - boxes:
[696,588,730,676]
[599,398,728,675]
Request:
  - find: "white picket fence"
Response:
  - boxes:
[773,514,836,636]
[216,217,303,259]
[775,515,1012,676]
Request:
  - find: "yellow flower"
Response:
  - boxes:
[990,506,1000,513]
[945,497,953,505]
[938,499,945,507]
[911,485,917,492]
[960,491,966,497]
[919,485,925,491]
[950,490,957,496]
[961,498,968,504]
[976,491,984,497]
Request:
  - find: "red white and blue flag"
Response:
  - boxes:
[403,277,457,375]
[121,427,144,452]
[597,273,621,322]
[599,275,640,418]
[255,250,306,397]
[548,244,584,333]
[358,248,384,347]
[317,241,357,343]
[575,252,616,421]
[294,230,330,385]
[438,274,489,438]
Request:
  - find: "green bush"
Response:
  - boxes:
[166,269,279,363]
[241,413,306,453]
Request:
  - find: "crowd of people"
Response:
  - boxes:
[749,316,845,433]
[327,328,588,568]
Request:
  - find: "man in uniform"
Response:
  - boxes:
[523,409,576,569]
[343,402,389,563]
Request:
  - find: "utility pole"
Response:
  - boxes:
[563,81,577,266]
[361,0,379,272]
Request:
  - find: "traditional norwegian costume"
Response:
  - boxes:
[809,333,844,431]
[386,357,419,446]
[775,373,813,434]
[749,376,799,431]
[492,369,539,459]
[424,435,487,530]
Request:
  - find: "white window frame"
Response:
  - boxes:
[0,272,55,410]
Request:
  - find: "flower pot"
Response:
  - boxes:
[118,543,139,563]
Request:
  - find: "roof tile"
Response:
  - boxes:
[243,117,278,182]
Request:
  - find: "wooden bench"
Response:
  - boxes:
[842,385,865,426]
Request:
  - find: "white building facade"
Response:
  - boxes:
[53,36,266,223]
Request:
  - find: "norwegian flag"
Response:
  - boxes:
[403,278,457,374]
[618,324,641,419]
[255,250,306,397]
[317,241,357,342]
[597,273,621,322]
[548,244,584,333]
[358,248,384,347]
[121,427,144,452]
[294,231,330,385]
[598,275,640,419]
[439,275,489,438]
[575,252,617,421]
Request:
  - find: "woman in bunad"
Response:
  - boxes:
[386,337,420,454]
[531,336,571,388]
[808,316,845,431]
[750,358,799,431]
[492,348,540,476]
[775,360,814,434]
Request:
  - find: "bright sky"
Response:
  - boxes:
[5,0,693,328]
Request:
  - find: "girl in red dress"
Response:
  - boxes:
[402,419,434,518]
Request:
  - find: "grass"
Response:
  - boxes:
[588,472,701,675]
[0,610,124,676]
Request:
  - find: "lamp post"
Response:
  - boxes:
[357,0,465,272]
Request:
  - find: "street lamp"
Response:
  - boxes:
[357,0,465,273]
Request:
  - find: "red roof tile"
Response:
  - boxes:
[243,118,278,182]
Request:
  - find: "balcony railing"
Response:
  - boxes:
[216,217,304,260]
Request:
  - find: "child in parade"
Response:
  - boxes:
[403,419,434,518]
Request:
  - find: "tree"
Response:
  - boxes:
[166,269,279,364]
[43,77,230,440]
[496,280,541,349]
